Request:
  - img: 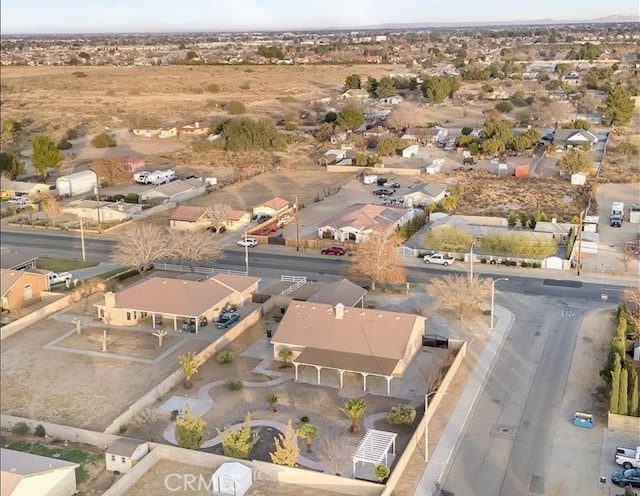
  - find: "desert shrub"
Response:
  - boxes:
[483,309,492,316]
[226,378,243,391]
[215,350,236,364]
[300,415,310,424]
[193,140,220,153]
[12,422,30,436]
[128,88,140,96]
[521,261,529,268]
[113,194,126,202]
[34,424,46,437]
[532,262,541,268]
[72,71,88,78]
[284,121,298,131]
[386,405,416,426]
[495,101,514,113]
[65,128,79,140]
[91,132,116,148]
[205,83,221,93]
[118,424,128,434]
[125,193,139,204]
[57,138,72,150]
[480,258,487,264]
[226,101,247,114]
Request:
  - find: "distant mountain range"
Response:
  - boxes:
[352,14,639,30]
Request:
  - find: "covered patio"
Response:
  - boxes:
[352,429,397,481]
[292,348,397,395]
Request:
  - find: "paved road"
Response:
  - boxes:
[440,291,599,495]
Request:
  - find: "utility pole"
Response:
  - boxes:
[79,217,86,261]
[295,195,300,252]
[576,210,584,276]
[94,184,102,233]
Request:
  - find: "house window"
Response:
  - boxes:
[111,455,116,461]
[121,457,126,463]
[126,312,132,321]
[23,284,33,301]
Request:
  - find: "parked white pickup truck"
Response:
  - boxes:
[48,271,73,286]
[616,446,640,469]
[423,253,456,266]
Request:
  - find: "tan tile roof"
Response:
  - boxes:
[307,278,367,307]
[112,276,236,316]
[212,273,261,293]
[260,197,289,210]
[0,269,46,296]
[318,203,407,231]
[226,209,250,221]
[295,347,398,376]
[272,301,423,360]
[170,205,209,222]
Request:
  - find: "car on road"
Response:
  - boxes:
[373,189,393,196]
[611,468,640,487]
[215,313,240,329]
[7,196,32,208]
[321,246,346,256]
[384,182,401,189]
[237,238,258,247]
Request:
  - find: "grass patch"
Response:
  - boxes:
[0,435,103,485]
[36,257,98,272]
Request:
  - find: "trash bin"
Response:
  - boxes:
[266,329,273,338]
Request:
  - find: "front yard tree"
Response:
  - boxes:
[0,151,26,179]
[299,422,319,453]
[36,192,60,227]
[347,227,407,290]
[619,367,629,415]
[218,412,260,459]
[337,106,365,131]
[31,135,62,180]
[366,76,378,96]
[481,137,506,155]
[340,398,368,433]
[385,102,419,131]
[174,405,207,450]
[602,85,635,126]
[557,149,592,174]
[344,73,362,90]
[277,346,293,367]
[630,369,639,417]
[428,275,492,322]
[610,354,621,414]
[169,229,223,270]
[111,224,176,274]
[179,352,203,389]
[270,419,299,466]
[375,76,396,98]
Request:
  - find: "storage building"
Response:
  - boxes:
[55,170,98,197]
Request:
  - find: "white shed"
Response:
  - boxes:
[402,144,419,158]
[105,439,149,474]
[571,173,587,185]
[211,462,253,496]
[55,170,98,198]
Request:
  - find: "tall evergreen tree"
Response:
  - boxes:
[602,86,635,126]
[610,354,621,414]
[629,368,639,417]
[31,135,62,180]
[619,368,629,416]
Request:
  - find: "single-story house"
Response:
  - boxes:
[427,214,510,240]
[105,439,149,474]
[404,183,448,208]
[553,129,598,149]
[169,205,215,230]
[119,156,146,172]
[363,126,390,139]
[402,144,420,158]
[179,121,208,137]
[131,125,162,138]
[330,132,348,144]
[1,448,79,496]
[61,200,142,223]
[0,248,38,270]
[534,220,576,243]
[272,302,426,395]
[317,203,419,243]
[158,125,178,139]
[338,88,370,100]
[0,179,50,199]
[561,73,581,86]
[139,179,206,204]
[252,197,290,219]
[307,278,368,307]
[319,149,347,165]
[95,274,260,331]
[1,269,49,312]
[380,95,403,105]
[223,209,252,230]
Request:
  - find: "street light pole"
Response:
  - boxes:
[79,217,86,261]
[469,242,475,282]
[424,391,437,462]
[94,184,102,233]
[244,231,249,275]
[491,278,509,330]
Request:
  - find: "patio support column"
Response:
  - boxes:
[293,363,299,382]
[315,365,321,385]
[151,314,156,327]
[339,369,344,388]
[385,376,392,396]
[362,373,368,391]
[173,315,177,331]
[195,317,199,334]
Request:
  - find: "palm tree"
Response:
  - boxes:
[278,346,293,368]
[179,352,202,389]
[340,398,368,433]
[265,393,278,412]
[374,464,390,482]
[299,422,319,453]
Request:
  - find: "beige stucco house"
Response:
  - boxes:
[252,197,289,219]
[1,269,49,313]
[169,205,214,230]
[95,274,260,332]
[1,448,79,496]
[271,301,426,395]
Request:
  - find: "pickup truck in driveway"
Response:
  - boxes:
[423,253,455,266]
[616,446,640,469]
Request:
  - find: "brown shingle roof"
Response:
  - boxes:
[226,209,250,221]
[0,248,38,270]
[170,205,209,222]
[307,278,367,307]
[272,301,423,360]
[318,203,408,231]
[107,439,145,457]
[261,197,289,210]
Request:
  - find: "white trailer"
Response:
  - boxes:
[55,170,98,197]
[145,170,175,185]
[363,175,377,185]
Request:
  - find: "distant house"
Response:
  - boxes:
[119,156,146,172]
[252,197,290,219]
[307,278,368,307]
[271,302,426,395]
[402,144,420,158]
[0,179,50,199]
[317,203,418,243]
[179,121,208,137]
[158,125,178,139]
[131,125,162,138]
[0,248,38,271]
[319,149,347,165]
[1,269,49,313]
[561,73,581,86]
[169,205,214,230]
[224,209,252,231]
[105,439,149,474]
[140,179,206,204]
[534,220,575,243]
[61,200,142,224]
[1,448,79,496]
[95,274,261,331]
[339,88,370,100]
[403,183,448,207]
[553,129,598,149]
[380,95,403,105]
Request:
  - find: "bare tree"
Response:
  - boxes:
[91,158,130,187]
[317,434,352,476]
[111,223,175,274]
[134,407,164,442]
[34,191,60,226]
[346,227,407,290]
[533,99,572,128]
[209,203,231,230]
[169,229,223,270]
[427,274,492,322]
[619,244,636,273]
[385,102,419,131]
[622,288,640,338]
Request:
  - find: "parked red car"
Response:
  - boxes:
[321,246,346,256]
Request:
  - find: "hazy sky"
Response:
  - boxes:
[1,0,638,34]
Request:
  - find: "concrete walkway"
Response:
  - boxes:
[414,304,515,495]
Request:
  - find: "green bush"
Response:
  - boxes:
[205,83,221,93]
[521,261,529,268]
[226,378,243,391]
[113,194,125,202]
[386,405,416,426]
[125,193,139,204]
[34,424,46,437]
[226,101,247,115]
[480,258,487,264]
[510,261,517,267]
[57,138,72,150]
[72,71,88,78]
[118,424,128,434]
[532,262,541,268]
[215,351,236,364]
[91,132,116,148]
[12,422,30,436]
